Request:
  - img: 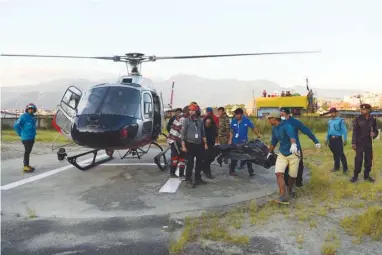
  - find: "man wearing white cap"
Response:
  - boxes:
[267,111,300,204]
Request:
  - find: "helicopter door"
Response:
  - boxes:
[53,86,82,139]
[142,92,153,136]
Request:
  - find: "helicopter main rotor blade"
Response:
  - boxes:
[153,51,320,60]
[0,54,119,61]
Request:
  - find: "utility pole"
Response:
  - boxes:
[252,89,255,116]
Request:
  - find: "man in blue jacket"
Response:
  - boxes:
[268,111,299,204]
[14,103,37,172]
[325,107,348,173]
[280,108,321,187]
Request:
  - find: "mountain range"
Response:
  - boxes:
[1,74,363,110]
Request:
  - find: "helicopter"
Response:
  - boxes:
[1,51,320,171]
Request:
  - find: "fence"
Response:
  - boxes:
[3,115,381,136]
[1,115,55,130]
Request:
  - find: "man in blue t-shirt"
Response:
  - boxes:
[228,108,261,176]
[267,111,299,204]
[280,107,321,187]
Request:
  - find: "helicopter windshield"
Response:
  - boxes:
[77,86,141,118]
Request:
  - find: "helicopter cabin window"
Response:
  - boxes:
[76,86,141,119]
[143,92,153,119]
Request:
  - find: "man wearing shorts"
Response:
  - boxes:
[267,112,299,204]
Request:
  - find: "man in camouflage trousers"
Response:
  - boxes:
[218,107,230,164]
[218,107,230,144]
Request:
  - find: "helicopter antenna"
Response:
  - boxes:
[1,50,321,76]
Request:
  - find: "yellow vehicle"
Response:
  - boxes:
[255,96,315,116]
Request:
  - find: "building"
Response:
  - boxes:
[344,93,382,109]
[254,96,312,117]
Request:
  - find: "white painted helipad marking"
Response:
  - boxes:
[1,154,108,191]
[159,178,182,193]
[101,163,157,166]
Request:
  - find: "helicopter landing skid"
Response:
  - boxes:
[117,141,170,171]
[57,148,113,171]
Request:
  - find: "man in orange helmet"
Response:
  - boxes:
[181,103,208,188]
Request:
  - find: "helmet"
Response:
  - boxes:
[189,103,199,111]
[25,103,37,113]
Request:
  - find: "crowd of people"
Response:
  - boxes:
[166,102,379,204]
[262,90,297,97]
[13,101,379,205]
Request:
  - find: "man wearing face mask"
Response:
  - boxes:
[280,108,320,187]
[267,111,299,204]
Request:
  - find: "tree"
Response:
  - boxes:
[321,102,329,111]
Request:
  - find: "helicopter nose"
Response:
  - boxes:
[72,116,139,148]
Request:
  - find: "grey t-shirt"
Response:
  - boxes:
[181,117,205,144]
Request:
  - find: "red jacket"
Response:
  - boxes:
[204,113,219,128]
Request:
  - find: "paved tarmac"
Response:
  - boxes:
[1,142,278,254]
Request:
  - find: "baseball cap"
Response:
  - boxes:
[328,107,338,113]
[280,107,290,114]
[267,112,281,119]
[234,108,244,114]
[206,107,213,113]
[360,104,371,110]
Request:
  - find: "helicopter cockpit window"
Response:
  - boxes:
[76,86,141,118]
[77,87,107,115]
[102,87,141,118]
[143,92,153,119]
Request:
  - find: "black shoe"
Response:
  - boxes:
[195,179,207,185]
[205,174,214,179]
[364,176,375,183]
[187,180,195,188]
[170,173,177,178]
[350,176,358,183]
[249,172,255,177]
[296,181,303,187]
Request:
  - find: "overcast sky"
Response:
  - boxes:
[1,0,381,92]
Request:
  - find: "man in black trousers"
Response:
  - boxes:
[351,104,379,183]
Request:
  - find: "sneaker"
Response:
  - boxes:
[350,176,358,183]
[364,176,375,183]
[274,195,289,205]
[23,166,34,173]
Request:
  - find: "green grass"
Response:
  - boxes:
[1,128,169,144]
[169,131,382,253]
[1,130,70,143]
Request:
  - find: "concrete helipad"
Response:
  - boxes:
[1,141,280,254]
[1,143,278,219]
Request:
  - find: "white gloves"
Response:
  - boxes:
[290,143,298,154]
[315,143,321,149]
